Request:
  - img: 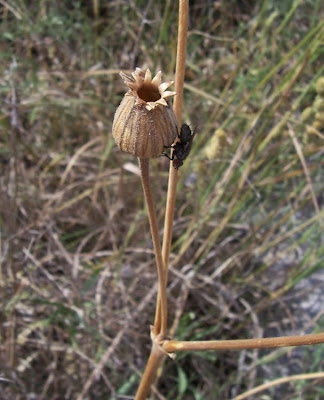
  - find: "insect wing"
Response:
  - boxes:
[179,124,193,143]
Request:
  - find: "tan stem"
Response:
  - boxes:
[163,332,324,353]
[173,0,189,124]
[163,0,189,261]
[158,0,189,328]
[135,2,189,397]
[233,372,324,400]
[138,158,167,336]
[135,338,166,400]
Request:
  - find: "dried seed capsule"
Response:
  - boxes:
[112,68,178,158]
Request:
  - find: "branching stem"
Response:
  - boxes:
[163,332,324,352]
[135,2,189,397]
[135,330,167,400]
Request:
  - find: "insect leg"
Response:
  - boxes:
[161,152,174,161]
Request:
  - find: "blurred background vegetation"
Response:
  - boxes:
[1,0,324,399]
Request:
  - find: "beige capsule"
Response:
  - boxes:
[112,68,178,159]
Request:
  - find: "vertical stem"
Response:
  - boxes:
[135,339,166,400]
[162,0,189,267]
[172,0,189,123]
[135,3,189,397]
[158,0,189,321]
[138,158,167,336]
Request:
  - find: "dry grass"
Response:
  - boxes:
[1,1,324,399]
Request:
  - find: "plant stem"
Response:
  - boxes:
[138,158,167,336]
[135,338,167,400]
[135,3,189,397]
[162,0,189,264]
[163,332,324,352]
[233,372,324,400]
[158,0,189,328]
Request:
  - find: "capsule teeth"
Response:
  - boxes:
[162,90,176,99]
[152,71,162,86]
[120,71,134,83]
[144,69,152,83]
[155,98,168,107]
[145,102,156,111]
[159,81,174,92]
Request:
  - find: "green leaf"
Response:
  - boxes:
[177,366,188,397]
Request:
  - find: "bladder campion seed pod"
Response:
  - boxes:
[112,68,178,158]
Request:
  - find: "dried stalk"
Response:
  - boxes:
[138,158,167,337]
[163,0,188,275]
[156,0,189,335]
[233,372,324,400]
[134,2,189,398]
[163,332,324,353]
[134,326,175,400]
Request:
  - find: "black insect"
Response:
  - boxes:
[163,124,196,169]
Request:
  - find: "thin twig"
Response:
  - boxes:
[162,0,189,261]
[134,3,189,398]
[233,372,324,400]
[135,331,168,400]
[287,123,323,228]
[76,329,125,400]
[0,0,22,19]
[158,0,189,332]
[163,332,324,353]
[138,158,167,336]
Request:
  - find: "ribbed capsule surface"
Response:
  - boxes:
[112,68,178,159]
